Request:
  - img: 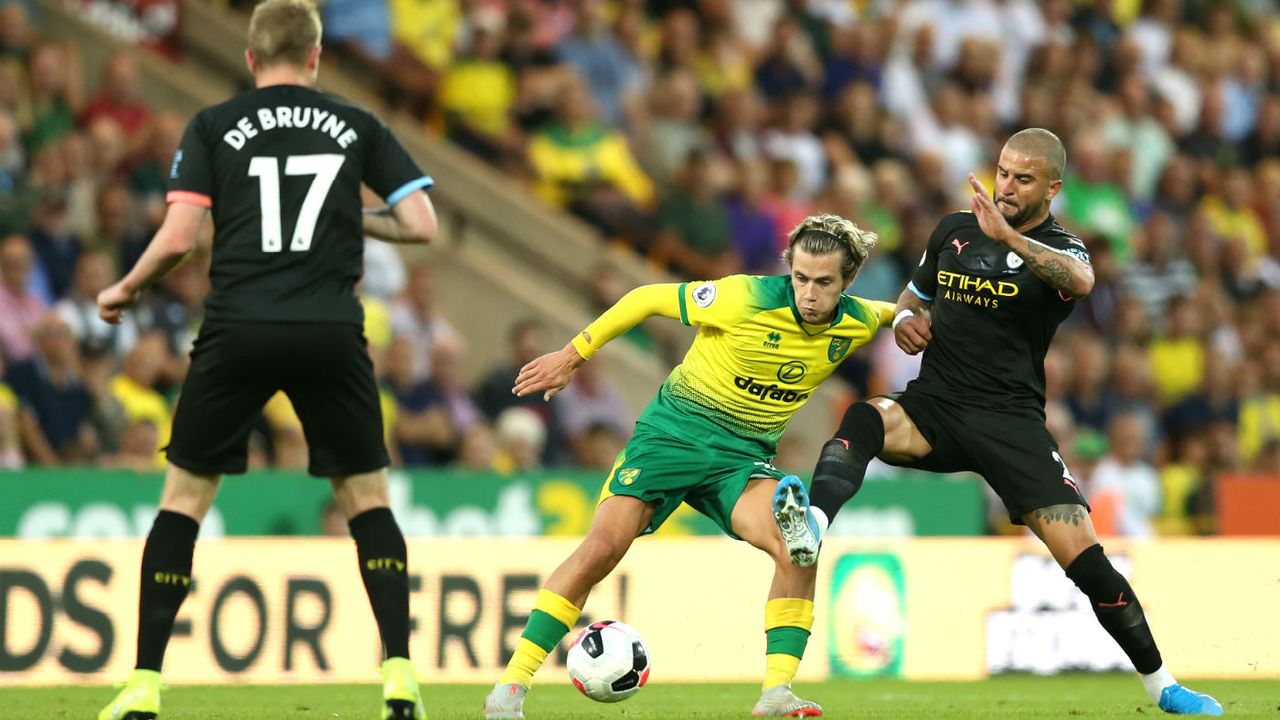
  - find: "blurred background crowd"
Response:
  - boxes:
[0,0,1278,539]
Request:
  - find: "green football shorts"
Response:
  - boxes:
[599,421,787,539]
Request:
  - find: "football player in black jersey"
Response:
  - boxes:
[772,129,1222,715]
[96,2,435,718]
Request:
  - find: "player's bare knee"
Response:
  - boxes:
[158,467,220,520]
[764,537,792,564]
[1048,531,1102,570]
[577,530,631,576]
[330,471,390,519]
[1024,504,1099,568]
[340,495,388,520]
[739,522,786,560]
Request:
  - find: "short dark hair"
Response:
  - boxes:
[1005,128,1067,181]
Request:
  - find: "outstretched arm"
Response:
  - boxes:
[967,174,1094,297]
[514,283,682,400]
[97,201,207,324]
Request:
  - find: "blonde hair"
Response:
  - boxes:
[248,0,321,68]
[782,214,878,281]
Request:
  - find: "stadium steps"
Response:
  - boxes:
[41,0,845,459]
[40,0,672,414]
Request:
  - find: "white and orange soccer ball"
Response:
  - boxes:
[566,620,651,703]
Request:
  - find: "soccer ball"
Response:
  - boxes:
[566,620,651,703]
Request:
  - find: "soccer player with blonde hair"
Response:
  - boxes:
[485,214,890,718]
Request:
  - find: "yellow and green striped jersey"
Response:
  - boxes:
[638,274,894,455]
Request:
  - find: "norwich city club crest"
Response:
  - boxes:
[828,337,852,362]
[616,468,641,486]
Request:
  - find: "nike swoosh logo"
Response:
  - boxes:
[1097,592,1128,608]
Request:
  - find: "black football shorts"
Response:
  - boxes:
[882,389,1089,524]
[166,321,389,477]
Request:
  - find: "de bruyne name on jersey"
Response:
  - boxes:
[222,105,359,150]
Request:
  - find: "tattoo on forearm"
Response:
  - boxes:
[1022,241,1090,295]
[899,289,932,314]
[1033,504,1084,526]
[905,297,932,314]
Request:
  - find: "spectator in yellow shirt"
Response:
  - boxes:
[438,11,517,165]
[109,332,172,469]
[1237,356,1280,465]
[527,75,655,248]
[389,0,461,70]
[1199,167,1268,260]
[261,392,306,469]
[1147,295,1205,407]
[1155,431,1210,536]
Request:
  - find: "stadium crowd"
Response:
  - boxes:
[1,0,1278,538]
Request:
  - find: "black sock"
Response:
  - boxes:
[349,507,410,659]
[1065,544,1162,674]
[136,510,199,671]
[809,402,884,522]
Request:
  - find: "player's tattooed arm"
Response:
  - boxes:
[896,287,932,317]
[965,173,1094,297]
[1014,237,1095,298]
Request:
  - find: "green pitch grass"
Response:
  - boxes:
[5,675,1274,719]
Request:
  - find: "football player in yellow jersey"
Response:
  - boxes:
[484,215,894,719]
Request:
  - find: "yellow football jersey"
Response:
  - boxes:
[638,274,894,453]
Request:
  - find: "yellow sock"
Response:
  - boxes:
[764,653,802,689]
[499,638,549,688]
[762,598,814,689]
[499,589,581,687]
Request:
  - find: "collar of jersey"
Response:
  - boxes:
[1023,212,1057,236]
[786,282,842,335]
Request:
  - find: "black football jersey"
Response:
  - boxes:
[167,84,431,325]
[906,211,1090,415]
